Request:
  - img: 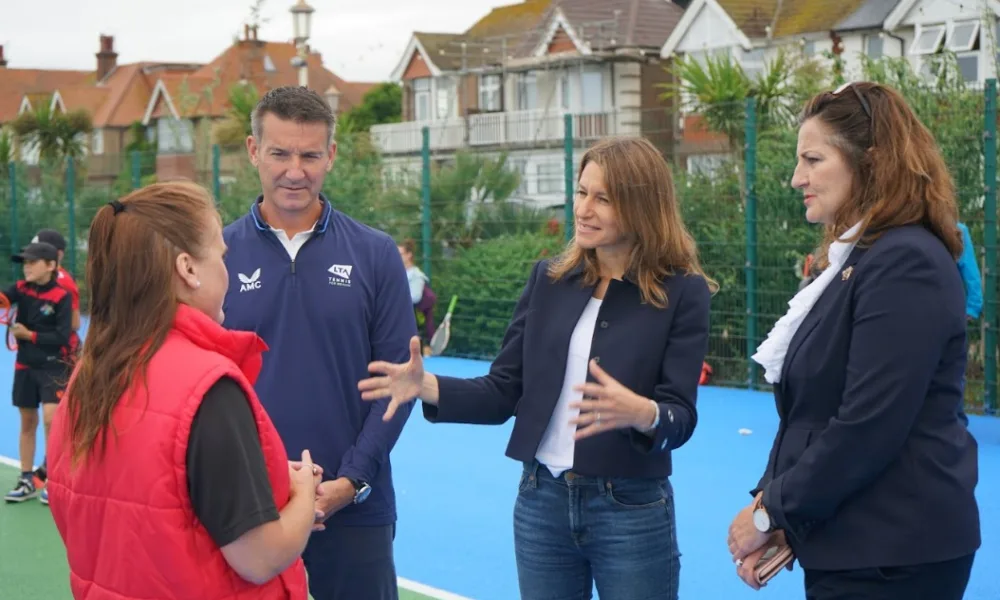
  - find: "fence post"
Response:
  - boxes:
[983,79,997,415]
[744,98,759,390]
[564,113,574,242]
[66,157,77,277]
[131,151,141,190]
[212,144,221,206]
[421,126,432,281]
[8,162,16,281]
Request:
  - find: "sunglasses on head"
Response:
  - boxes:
[833,82,872,120]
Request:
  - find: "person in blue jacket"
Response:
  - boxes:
[221,86,418,600]
[956,222,982,321]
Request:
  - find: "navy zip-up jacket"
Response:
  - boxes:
[222,196,417,527]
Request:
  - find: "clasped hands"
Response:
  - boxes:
[287,449,357,533]
[727,493,786,590]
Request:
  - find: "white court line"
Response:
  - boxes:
[397,577,474,600]
[0,455,472,600]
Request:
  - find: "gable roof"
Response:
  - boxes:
[717,0,871,39]
[392,0,683,79]
[0,68,93,123]
[663,0,871,56]
[884,0,1000,30]
[9,36,374,134]
[834,0,900,32]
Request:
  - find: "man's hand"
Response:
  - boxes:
[315,477,356,524]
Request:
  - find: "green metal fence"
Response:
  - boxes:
[0,80,996,415]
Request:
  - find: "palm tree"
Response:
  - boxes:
[11,103,93,162]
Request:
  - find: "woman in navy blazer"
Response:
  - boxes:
[360,136,714,599]
[727,82,980,599]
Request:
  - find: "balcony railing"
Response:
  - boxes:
[370,108,645,154]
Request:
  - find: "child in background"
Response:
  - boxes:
[2,242,73,504]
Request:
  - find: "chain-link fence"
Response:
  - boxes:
[0,79,996,415]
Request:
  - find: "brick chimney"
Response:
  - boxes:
[96,35,118,81]
[0,45,7,68]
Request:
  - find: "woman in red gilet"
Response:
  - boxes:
[46,181,318,600]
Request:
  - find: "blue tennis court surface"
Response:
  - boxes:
[2,349,998,599]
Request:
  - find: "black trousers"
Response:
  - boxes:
[303,523,398,600]
[804,553,975,600]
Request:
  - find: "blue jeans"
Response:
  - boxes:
[513,460,681,600]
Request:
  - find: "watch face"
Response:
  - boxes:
[753,509,770,532]
[356,485,372,504]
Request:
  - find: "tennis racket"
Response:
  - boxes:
[0,293,15,351]
[428,295,458,357]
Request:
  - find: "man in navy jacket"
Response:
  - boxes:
[222,86,417,600]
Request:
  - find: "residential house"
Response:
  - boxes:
[375,0,687,209]
[662,0,1000,172]
[660,0,874,172]
[7,28,376,182]
[834,0,1000,84]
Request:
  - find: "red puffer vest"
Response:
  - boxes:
[46,303,308,600]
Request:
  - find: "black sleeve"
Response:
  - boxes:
[2,283,19,305]
[187,376,280,548]
[34,293,72,347]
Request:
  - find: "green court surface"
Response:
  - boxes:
[0,464,435,600]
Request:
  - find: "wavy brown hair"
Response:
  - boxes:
[65,181,219,466]
[548,136,717,308]
[801,82,962,268]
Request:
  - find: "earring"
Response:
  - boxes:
[195,280,201,289]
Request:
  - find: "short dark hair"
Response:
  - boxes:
[251,86,336,145]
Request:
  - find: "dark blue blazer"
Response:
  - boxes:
[423,258,712,479]
[755,225,980,570]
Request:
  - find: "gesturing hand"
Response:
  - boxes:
[358,336,424,422]
[569,359,658,440]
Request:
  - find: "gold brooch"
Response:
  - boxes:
[841,266,853,281]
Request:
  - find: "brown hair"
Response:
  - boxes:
[547,136,717,308]
[65,181,219,466]
[800,82,962,267]
[398,238,416,256]
[251,85,337,146]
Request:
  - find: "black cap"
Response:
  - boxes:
[12,242,59,263]
[32,229,66,251]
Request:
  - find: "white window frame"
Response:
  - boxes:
[413,78,431,121]
[955,51,980,82]
[910,24,946,55]
[865,35,884,59]
[742,47,766,80]
[435,77,457,120]
[478,74,501,112]
[537,161,563,194]
[947,21,980,52]
[91,129,104,155]
[156,117,194,154]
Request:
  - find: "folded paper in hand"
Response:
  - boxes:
[754,534,795,586]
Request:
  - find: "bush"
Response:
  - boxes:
[430,231,567,358]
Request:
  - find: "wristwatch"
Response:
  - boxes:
[347,478,372,505]
[752,495,775,533]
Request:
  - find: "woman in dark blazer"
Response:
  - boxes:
[727,82,980,599]
[360,136,714,599]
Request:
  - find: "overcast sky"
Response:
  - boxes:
[2,0,510,82]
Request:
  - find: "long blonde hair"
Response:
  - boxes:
[547,136,717,307]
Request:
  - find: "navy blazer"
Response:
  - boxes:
[755,225,981,571]
[423,259,712,479]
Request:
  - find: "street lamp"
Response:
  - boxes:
[290,0,314,87]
